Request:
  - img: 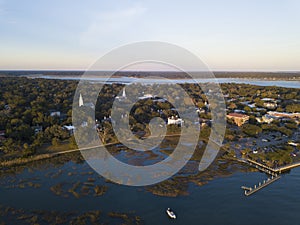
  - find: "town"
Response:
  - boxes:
[0,77,299,170]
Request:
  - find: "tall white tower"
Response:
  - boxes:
[79,93,84,107]
[122,87,126,98]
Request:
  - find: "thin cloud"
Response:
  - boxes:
[80,5,147,48]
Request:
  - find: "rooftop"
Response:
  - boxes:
[227,113,249,118]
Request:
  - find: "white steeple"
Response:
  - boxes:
[79,93,84,107]
[122,87,126,98]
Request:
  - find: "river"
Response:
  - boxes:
[0,158,300,225]
[27,75,300,89]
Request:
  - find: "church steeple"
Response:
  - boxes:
[122,87,126,98]
[79,93,84,107]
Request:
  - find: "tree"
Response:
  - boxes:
[52,138,59,146]
[242,124,262,137]
[286,104,300,113]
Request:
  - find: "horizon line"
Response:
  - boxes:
[0,69,300,73]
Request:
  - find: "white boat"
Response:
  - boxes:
[166,208,176,219]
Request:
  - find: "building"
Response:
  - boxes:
[261,98,277,109]
[79,93,95,108]
[227,113,250,126]
[261,98,275,101]
[31,126,43,135]
[115,87,127,101]
[263,102,277,109]
[256,114,274,124]
[288,141,299,147]
[79,93,84,107]
[122,88,126,98]
[167,116,184,126]
[196,108,205,114]
[49,110,61,117]
[63,125,75,135]
[267,111,300,119]
[138,94,153,100]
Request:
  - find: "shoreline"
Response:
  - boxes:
[0,133,184,169]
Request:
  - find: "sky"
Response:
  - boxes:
[0,0,300,71]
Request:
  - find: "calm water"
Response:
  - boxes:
[28,75,300,89]
[1,160,300,225]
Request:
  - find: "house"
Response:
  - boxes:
[261,98,277,109]
[234,109,246,114]
[4,104,10,110]
[227,113,249,126]
[267,111,300,119]
[288,141,298,147]
[153,97,167,103]
[256,114,274,124]
[50,110,61,117]
[261,98,275,101]
[263,102,277,109]
[31,126,43,135]
[196,108,205,114]
[167,116,184,126]
[204,101,210,109]
[63,125,75,135]
[138,94,153,100]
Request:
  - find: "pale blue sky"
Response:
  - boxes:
[0,0,299,70]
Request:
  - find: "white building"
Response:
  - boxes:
[138,94,153,100]
[63,125,75,134]
[122,88,126,98]
[116,87,127,100]
[268,111,300,119]
[288,141,299,147]
[50,111,61,117]
[263,102,277,109]
[79,93,94,108]
[167,116,184,126]
[256,114,274,124]
[79,93,84,107]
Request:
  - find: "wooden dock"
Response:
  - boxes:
[274,162,300,173]
[245,159,277,176]
[245,158,300,174]
[235,158,300,196]
[241,175,281,196]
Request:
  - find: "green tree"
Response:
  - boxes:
[242,124,262,137]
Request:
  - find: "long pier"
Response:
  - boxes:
[274,162,300,173]
[245,158,300,174]
[235,158,300,196]
[241,175,281,196]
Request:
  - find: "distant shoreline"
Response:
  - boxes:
[0,70,300,80]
